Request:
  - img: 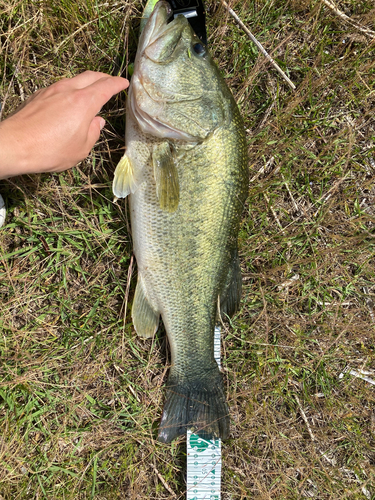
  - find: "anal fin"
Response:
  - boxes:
[132,276,159,338]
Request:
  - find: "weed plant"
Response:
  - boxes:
[0,0,374,498]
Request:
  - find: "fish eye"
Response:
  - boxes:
[193,43,206,56]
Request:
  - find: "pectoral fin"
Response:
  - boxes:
[132,276,160,338]
[153,142,179,212]
[112,153,136,199]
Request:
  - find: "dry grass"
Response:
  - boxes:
[1,0,375,498]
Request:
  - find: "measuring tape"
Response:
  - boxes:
[186,325,222,500]
[0,194,6,228]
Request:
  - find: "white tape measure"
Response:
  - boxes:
[0,194,6,228]
[186,325,222,500]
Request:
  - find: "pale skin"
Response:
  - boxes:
[0,71,129,180]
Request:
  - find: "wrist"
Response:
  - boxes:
[0,119,33,179]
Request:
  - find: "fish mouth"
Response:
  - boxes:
[130,1,204,141]
[138,1,188,63]
[129,0,211,143]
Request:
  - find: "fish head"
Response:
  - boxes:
[131,0,230,142]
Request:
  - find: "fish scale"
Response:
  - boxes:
[113,0,248,442]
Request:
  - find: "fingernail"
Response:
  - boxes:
[99,117,106,130]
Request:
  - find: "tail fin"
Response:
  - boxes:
[157,367,230,443]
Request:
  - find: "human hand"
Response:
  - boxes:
[0,71,129,179]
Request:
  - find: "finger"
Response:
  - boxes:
[81,76,129,115]
[86,115,106,150]
[47,71,114,94]
[69,70,114,89]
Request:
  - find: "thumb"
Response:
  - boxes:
[87,116,106,148]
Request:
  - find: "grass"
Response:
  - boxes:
[1,0,375,498]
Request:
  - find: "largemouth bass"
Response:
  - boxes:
[113,0,248,443]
